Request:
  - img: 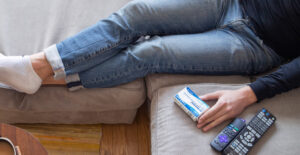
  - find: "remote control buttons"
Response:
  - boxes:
[266,118,274,126]
[223,109,276,155]
[247,126,252,130]
[241,139,253,147]
[218,134,229,143]
[255,133,261,138]
[227,139,249,154]
[241,131,255,147]
[240,135,243,140]
[211,118,246,152]
[243,147,249,154]
[241,139,247,145]
[246,135,251,140]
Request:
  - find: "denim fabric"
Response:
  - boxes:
[46,0,282,89]
[44,45,66,79]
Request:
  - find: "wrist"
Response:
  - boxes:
[239,86,258,106]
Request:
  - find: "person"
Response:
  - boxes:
[0,0,299,132]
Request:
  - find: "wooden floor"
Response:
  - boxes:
[15,103,150,155]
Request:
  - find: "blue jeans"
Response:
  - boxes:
[45,0,282,90]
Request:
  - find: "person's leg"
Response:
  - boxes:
[0,0,224,93]
[0,55,43,94]
[45,0,224,79]
[67,24,282,90]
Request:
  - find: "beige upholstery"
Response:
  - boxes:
[151,84,300,155]
[146,74,250,99]
[0,78,145,124]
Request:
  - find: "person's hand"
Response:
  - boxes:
[197,86,257,132]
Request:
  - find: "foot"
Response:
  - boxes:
[0,55,42,94]
[0,83,13,90]
[0,53,12,90]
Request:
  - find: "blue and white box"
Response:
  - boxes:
[174,87,210,121]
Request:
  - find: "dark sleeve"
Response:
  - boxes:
[249,56,300,102]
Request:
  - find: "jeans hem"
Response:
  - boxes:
[65,73,85,91]
[67,84,85,91]
[44,44,66,80]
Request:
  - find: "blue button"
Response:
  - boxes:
[262,109,266,113]
[266,113,270,116]
[219,134,229,143]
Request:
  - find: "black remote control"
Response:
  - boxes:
[210,118,246,151]
[222,108,276,155]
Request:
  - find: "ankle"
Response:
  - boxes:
[30,52,53,80]
[42,76,66,85]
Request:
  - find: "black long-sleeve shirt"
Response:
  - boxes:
[241,0,300,101]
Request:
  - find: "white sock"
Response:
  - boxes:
[0,55,42,94]
[0,53,13,90]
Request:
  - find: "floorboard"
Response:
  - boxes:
[15,103,150,155]
[15,124,102,155]
[100,103,150,155]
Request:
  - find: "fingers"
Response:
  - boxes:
[200,91,222,101]
[196,89,250,132]
[197,91,224,126]
[202,113,231,132]
[197,99,224,125]
[197,103,225,128]
[203,108,227,125]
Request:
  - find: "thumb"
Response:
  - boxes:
[200,91,222,101]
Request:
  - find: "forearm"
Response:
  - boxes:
[249,56,300,101]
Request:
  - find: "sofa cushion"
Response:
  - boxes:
[151,83,300,155]
[146,74,250,99]
[0,0,146,124]
[0,78,145,124]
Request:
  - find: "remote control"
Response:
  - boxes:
[210,118,246,151]
[222,108,276,155]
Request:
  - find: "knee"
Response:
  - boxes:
[96,0,150,36]
[119,0,152,23]
[124,0,149,13]
[129,36,166,62]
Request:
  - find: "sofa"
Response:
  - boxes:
[1,0,299,154]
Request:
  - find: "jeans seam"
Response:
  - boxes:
[64,36,132,69]
[82,64,148,85]
[82,63,249,86]
[64,31,154,70]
